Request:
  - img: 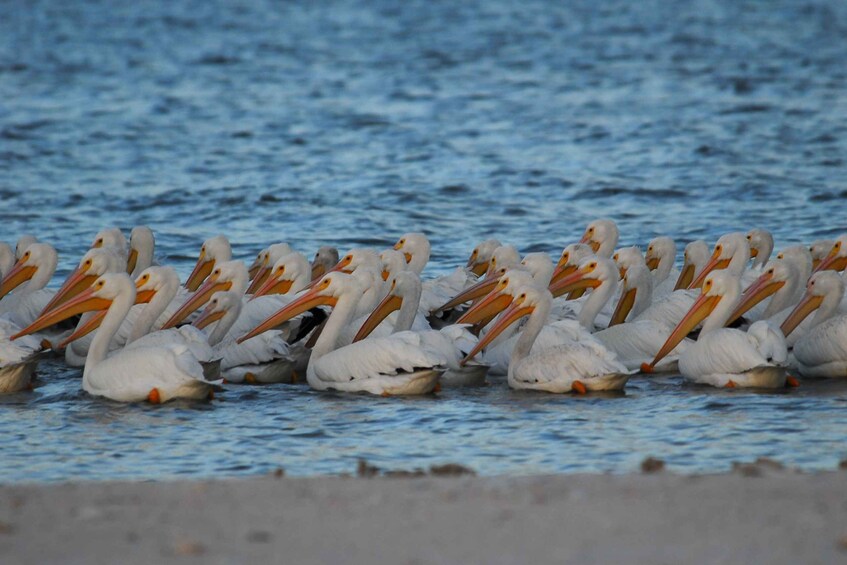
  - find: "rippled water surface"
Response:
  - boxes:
[1,0,847,482]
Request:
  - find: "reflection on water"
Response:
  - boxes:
[1,0,846,482]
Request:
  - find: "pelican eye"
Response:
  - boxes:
[648,246,653,252]
[201,246,206,253]
[22,251,30,260]
[96,281,105,288]
[276,266,285,274]
[84,259,92,267]
[589,262,597,269]
[344,255,352,262]
[746,234,752,240]
[715,245,723,253]
[836,242,842,250]
[213,269,221,277]
[141,274,149,281]
[613,253,619,261]
[399,239,405,245]
[767,268,774,275]
[320,278,331,288]
[777,253,784,259]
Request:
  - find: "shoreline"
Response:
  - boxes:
[2,466,846,564]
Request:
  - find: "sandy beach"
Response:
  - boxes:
[2,464,846,564]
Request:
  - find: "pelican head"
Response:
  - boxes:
[580,219,619,257]
[674,240,709,290]
[380,248,408,281]
[0,243,58,299]
[353,270,422,342]
[39,247,122,315]
[394,232,430,274]
[609,260,653,326]
[519,252,554,286]
[612,246,644,279]
[456,269,536,326]
[550,243,594,284]
[164,260,247,328]
[194,290,242,331]
[324,248,381,278]
[238,272,362,343]
[689,232,749,289]
[466,239,502,276]
[645,237,676,279]
[548,256,617,299]
[726,259,797,326]
[781,271,845,337]
[185,235,232,291]
[127,226,155,276]
[486,245,521,277]
[310,246,339,281]
[746,228,774,268]
[252,252,311,298]
[15,235,37,260]
[809,239,835,270]
[814,234,847,273]
[246,242,293,294]
[91,227,126,251]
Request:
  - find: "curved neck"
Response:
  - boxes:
[393,281,423,333]
[408,251,429,275]
[290,271,310,294]
[508,298,551,379]
[630,274,653,319]
[580,277,617,329]
[129,280,178,342]
[656,251,674,283]
[727,245,751,276]
[132,243,154,277]
[86,287,135,373]
[763,275,800,318]
[208,302,241,346]
[311,290,360,365]
[811,290,843,328]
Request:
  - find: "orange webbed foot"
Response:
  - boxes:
[572,380,587,394]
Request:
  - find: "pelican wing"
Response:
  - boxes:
[513,340,629,385]
[793,315,847,377]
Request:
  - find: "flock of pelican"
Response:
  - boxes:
[1,219,846,402]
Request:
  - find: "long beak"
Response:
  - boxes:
[39,266,99,315]
[162,277,231,328]
[646,257,660,271]
[193,307,226,331]
[749,247,759,258]
[460,302,534,366]
[246,266,272,294]
[455,290,513,325]
[725,272,784,326]
[185,251,214,291]
[548,269,600,299]
[674,263,695,291]
[688,255,730,289]
[0,262,37,299]
[468,261,487,277]
[608,287,637,327]
[780,293,823,337]
[646,292,721,369]
[126,248,139,275]
[580,237,601,253]
[813,252,847,273]
[13,286,112,340]
[549,263,577,285]
[59,286,155,347]
[353,294,403,342]
[238,287,336,343]
[250,276,293,300]
[307,258,352,288]
[310,263,326,281]
[247,254,265,279]
[436,276,499,313]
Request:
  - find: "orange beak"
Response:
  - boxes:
[246,266,272,295]
[13,285,112,341]
[0,260,37,299]
[813,249,847,273]
[436,276,500,313]
[193,305,227,331]
[247,253,266,280]
[689,253,730,289]
[162,276,232,329]
[645,256,660,271]
[579,234,601,253]
[39,265,99,315]
[238,286,337,343]
[352,291,403,343]
[306,256,353,288]
[185,250,214,291]
[608,287,637,327]
[250,273,294,300]
[59,285,155,347]
[126,248,139,275]
[455,286,514,326]
[548,267,601,299]
[673,262,695,291]
[780,293,824,338]
[460,301,534,366]
[549,263,577,285]
[310,263,326,281]
[645,291,721,370]
[725,271,785,326]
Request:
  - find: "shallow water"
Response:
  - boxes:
[1,0,846,482]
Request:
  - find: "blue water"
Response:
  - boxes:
[1,0,847,482]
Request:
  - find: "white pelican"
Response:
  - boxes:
[462,283,630,393]
[310,246,339,281]
[239,273,447,396]
[0,318,44,393]
[353,271,487,386]
[551,258,691,372]
[467,239,502,277]
[0,243,14,278]
[612,246,643,279]
[91,227,127,253]
[548,243,594,300]
[645,271,789,388]
[688,232,753,290]
[814,234,847,274]
[15,273,221,403]
[645,236,679,297]
[163,260,248,328]
[725,259,802,329]
[580,219,619,258]
[184,235,232,291]
[0,243,58,327]
[780,271,847,377]
[673,240,710,290]
[746,229,774,269]
[41,247,126,317]
[434,245,522,315]
[393,232,430,275]
[246,242,293,294]
[193,291,293,384]
[380,249,408,281]
[14,235,37,260]
[127,226,156,277]
[810,239,834,270]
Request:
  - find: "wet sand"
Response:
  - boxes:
[2,467,846,564]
